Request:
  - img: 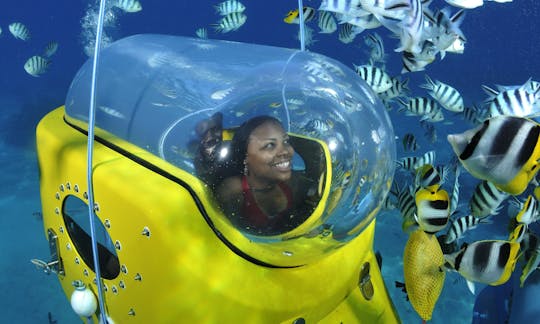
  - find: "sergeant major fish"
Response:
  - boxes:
[114,0,142,13]
[421,75,464,112]
[215,0,246,16]
[214,12,247,33]
[8,22,30,41]
[24,56,51,77]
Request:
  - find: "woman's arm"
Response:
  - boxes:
[215,176,243,217]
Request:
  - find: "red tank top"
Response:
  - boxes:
[241,175,293,227]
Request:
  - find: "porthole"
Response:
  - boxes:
[62,195,120,279]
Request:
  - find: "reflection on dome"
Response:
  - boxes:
[65,34,396,266]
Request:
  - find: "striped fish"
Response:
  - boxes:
[415,164,442,189]
[421,120,437,143]
[515,195,539,225]
[114,0,142,13]
[395,0,425,54]
[342,12,382,29]
[8,22,31,41]
[421,75,464,112]
[319,0,363,16]
[43,41,59,58]
[469,180,509,218]
[448,115,540,195]
[397,97,443,121]
[214,12,247,33]
[24,55,51,77]
[402,133,419,152]
[338,23,362,43]
[380,76,409,100]
[483,85,540,119]
[449,164,461,214]
[195,28,208,39]
[401,42,437,73]
[397,150,436,171]
[444,214,490,244]
[415,185,450,234]
[365,33,386,63]
[284,6,316,24]
[520,245,540,287]
[354,65,393,93]
[318,10,338,34]
[396,184,418,232]
[462,105,482,124]
[445,240,521,287]
[508,223,527,244]
[215,0,245,16]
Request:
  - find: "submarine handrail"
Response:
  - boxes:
[85,0,108,322]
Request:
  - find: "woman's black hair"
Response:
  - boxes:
[230,115,283,175]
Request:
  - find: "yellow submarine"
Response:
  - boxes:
[35,33,399,323]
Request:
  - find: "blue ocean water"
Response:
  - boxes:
[1,0,539,323]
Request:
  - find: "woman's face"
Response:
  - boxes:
[246,121,294,185]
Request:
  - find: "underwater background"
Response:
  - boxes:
[1,0,539,323]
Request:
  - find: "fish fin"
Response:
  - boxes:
[466,280,476,295]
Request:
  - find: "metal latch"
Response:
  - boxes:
[30,228,64,276]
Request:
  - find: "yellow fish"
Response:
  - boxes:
[403,229,446,321]
[448,116,540,195]
[415,185,450,234]
[283,7,316,24]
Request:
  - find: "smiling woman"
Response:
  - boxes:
[215,115,320,235]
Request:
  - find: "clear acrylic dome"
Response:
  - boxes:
[65,34,396,266]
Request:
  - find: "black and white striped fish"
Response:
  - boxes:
[469,180,509,218]
[43,41,59,58]
[338,23,362,43]
[8,22,31,41]
[395,0,425,54]
[284,6,316,24]
[318,10,338,34]
[397,150,436,171]
[195,28,208,39]
[214,12,247,33]
[448,115,540,195]
[365,33,386,63]
[445,240,521,288]
[402,132,419,152]
[424,8,466,59]
[482,84,540,119]
[395,184,418,232]
[449,164,461,215]
[215,0,245,16]
[515,195,540,225]
[444,214,490,244]
[24,55,51,77]
[415,185,450,234]
[319,0,363,16]
[397,96,443,122]
[421,120,437,143]
[462,105,482,125]
[354,65,393,93]
[342,12,382,29]
[379,76,409,100]
[421,75,464,112]
[114,0,142,12]
[415,163,442,189]
[400,42,437,73]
